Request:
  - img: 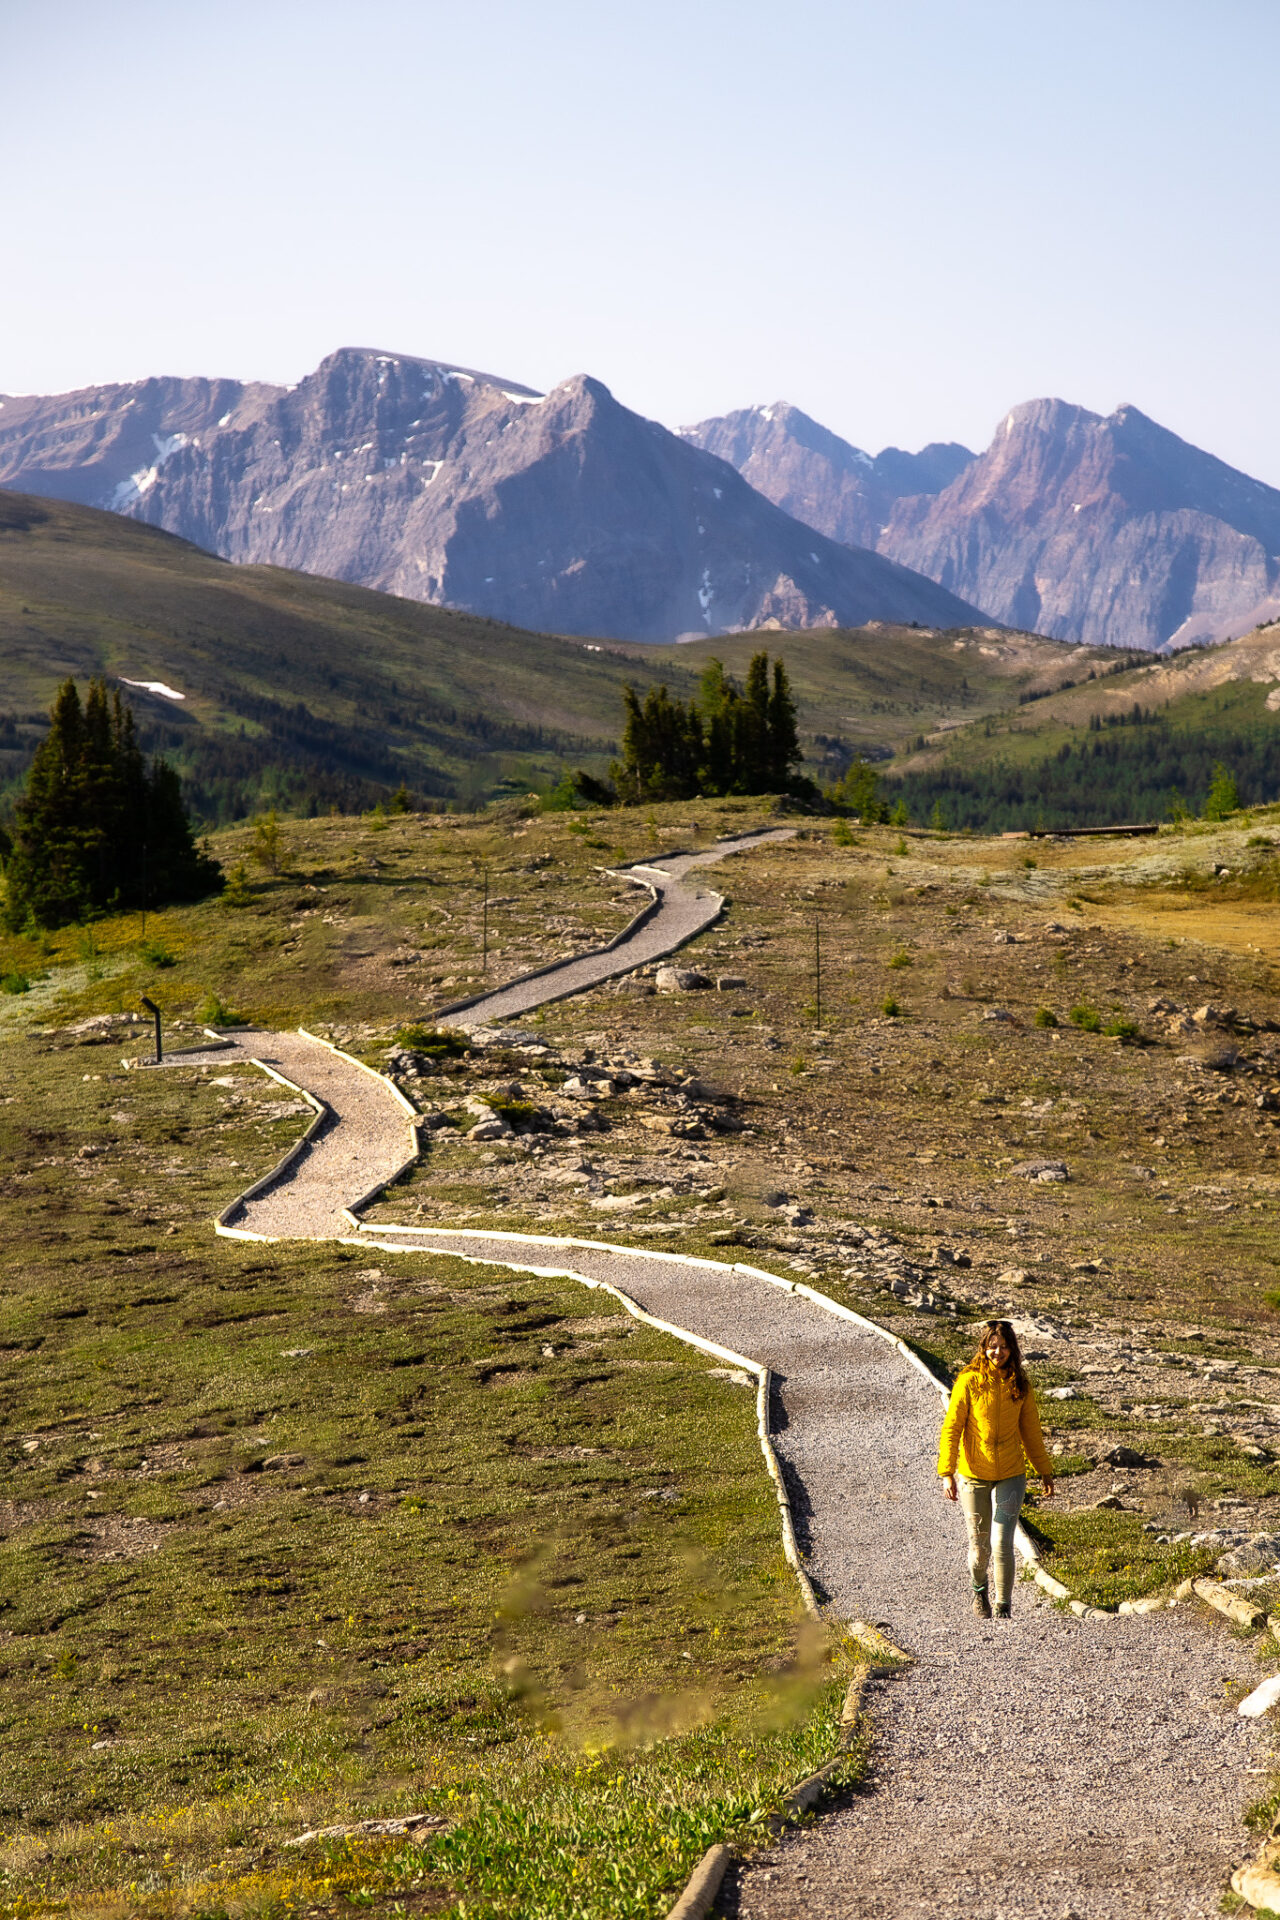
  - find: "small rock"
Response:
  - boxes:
[761,1189,790,1208]
[1010,1159,1070,1182]
[1104,1445,1158,1469]
[1047,1386,1079,1401]
[1218,1533,1280,1577]
[706,1367,754,1387]
[997,1267,1033,1288]
[469,1118,509,1142]
[1092,1495,1125,1510]
[716,975,747,990]
[262,1451,307,1470]
[982,1007,1015,1022]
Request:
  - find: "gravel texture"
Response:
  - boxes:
[436,830,794,1027]
[214,1030,416,1240]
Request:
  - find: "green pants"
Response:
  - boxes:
[959,1473,1026,1606]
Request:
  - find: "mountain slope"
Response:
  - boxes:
[680,402,974,549]
[0,490,1107,818]
[0,351,987,644]
[885,618,1280,829]
[879,399,1280,652]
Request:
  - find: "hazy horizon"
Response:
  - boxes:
[4,0,1279,483]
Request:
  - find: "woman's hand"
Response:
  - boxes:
[940,1473,958,1502]
[1041,1477,1056,1499]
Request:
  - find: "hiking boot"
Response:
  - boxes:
[972,1589,992,1619]
[994,1602,1012,1619]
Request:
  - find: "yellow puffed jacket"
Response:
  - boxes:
[937,1362,1054,1482]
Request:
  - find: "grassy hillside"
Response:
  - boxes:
[0,490,1121,822]
[887,623,1280,829]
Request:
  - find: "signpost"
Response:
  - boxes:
[140,995,162,1065]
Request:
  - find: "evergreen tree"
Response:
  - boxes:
[2,678,222,930]
[614,651,807,803]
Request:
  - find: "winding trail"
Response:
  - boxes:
[434,828,795,1027]
[196,830,1270,1918]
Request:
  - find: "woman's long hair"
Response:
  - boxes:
[967,1319,1029,1401]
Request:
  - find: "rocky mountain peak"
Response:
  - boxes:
[0,351,984,643]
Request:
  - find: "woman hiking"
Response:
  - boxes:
[938,1319,1055,1618]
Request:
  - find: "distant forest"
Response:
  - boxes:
[0,692,611,826]
[889,707,1280,830]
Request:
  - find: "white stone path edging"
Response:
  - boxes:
[350,1230,820,1618]
[351,1222,1065,1607]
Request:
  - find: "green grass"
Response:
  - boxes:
[1024,1507,1218,1608]
[0,1027,856,1917]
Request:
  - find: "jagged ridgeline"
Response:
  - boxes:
[1,679,222,929]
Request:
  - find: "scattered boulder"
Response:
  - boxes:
[1011,1159,1069,1182]
[982,1007,1016,1022]
[286,1814,445,1850]
[716,975,747,990]
[997,1267,1034,1288]
[931,1246,972,1269]
[1218,1534,1280,1578]
[655,966,712,992]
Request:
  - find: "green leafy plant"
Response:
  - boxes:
[1033,1006,1058,1028]
[139,939,177,968]
[196,992,246,1028]
[0,971,31,994]
[393,1025,471,1058]
[1103,1015,1141,1043]
[1203,763,1239,822]
[887,950,913,969]
[221,861,254,908]
[1069,1003,1102,1032]
[251,808,284,874]
[881,996,902,1017]
[831,818,855,847]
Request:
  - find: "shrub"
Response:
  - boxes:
[0,971,31,994]
[140,940,177,968]
[197,993,245,1028]
[1069,1003,1102,1032]
[887,950,913,969]
[1034,1006,1058,1028]
[881,996,902,1017]
[831,819,855,847]
[221,861,254,908]
[394,1025,471,1058]
[250,809,284,874]
[1103,1016,1141,1043]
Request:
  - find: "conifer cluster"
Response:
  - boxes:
[614,652,804,803]
[1,679,222,930]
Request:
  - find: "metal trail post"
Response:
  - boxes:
[140,995,162,1064]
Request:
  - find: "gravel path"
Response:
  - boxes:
[435,828,794,1027]
[352,1226,1266,1918]
[214,1029,417,1240]
[198,850,1269,1917]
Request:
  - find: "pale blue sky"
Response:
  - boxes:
[4,0,1279,480]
